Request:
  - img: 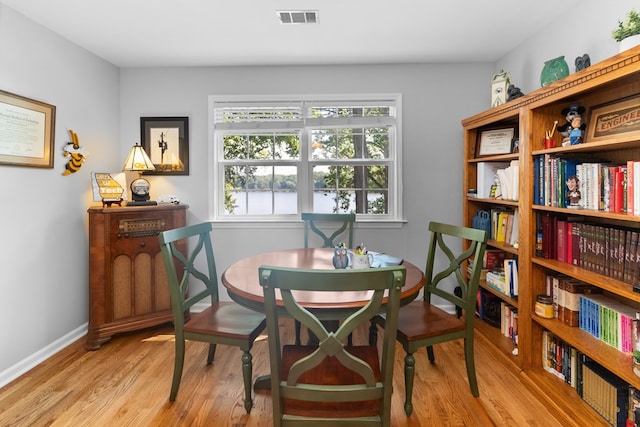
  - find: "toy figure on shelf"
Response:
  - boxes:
[557,104,586,146]
[566,175,581,208]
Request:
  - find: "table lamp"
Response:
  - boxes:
[122,143,157,206]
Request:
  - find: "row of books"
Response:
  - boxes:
[536,213,640,285]
[485,259,518,297]
[475,161,519,201]
[542,331,639,426]
[579,293,639,353]
[545,274,602,327]
[534,155,640,214]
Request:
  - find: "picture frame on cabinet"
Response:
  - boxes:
[475,126,517,157]
[140,116,189,175]
[586,94,640,144]
[0,89,56,168]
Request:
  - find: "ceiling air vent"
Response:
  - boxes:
[277,10,318,24]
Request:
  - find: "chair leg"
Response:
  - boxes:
[464,337,479,397]
[207,343,217,364]
[294,320,302,345]
[368,319,378,346]
[426,345,435,363]
[404,352,415,416]
[241,350,254,413]
[170,339,186,401]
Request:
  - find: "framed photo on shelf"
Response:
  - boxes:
[586,95,640,144]
[475,126,516,157]
[0,90,56,168]
[140,116,189,175]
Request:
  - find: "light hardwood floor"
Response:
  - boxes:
[0,319,564,426]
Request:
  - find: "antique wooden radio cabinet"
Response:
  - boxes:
[86,204,188,350]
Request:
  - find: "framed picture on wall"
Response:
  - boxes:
[140,116,189,175]
[0,90,56,168]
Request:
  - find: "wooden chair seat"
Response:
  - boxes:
[281,345,380,418]
[183,302,266,339]
[394,301,466,342]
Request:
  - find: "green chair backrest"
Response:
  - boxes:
[302,212,355,248]
[259,265,405,426]
[158,222,220,331]
[423,222,488,316]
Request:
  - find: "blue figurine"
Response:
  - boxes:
[332,245,349,269]
[557,104,586,146]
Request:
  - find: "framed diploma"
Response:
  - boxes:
[0,90,56,168]
[476,126,516,157]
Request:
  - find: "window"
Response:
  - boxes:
[210,94,402,220]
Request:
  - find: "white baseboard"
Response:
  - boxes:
[0,323,88,389]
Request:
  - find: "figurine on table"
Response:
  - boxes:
[332,243,349,269]
[566,175,581,208]
[557,104,586,146]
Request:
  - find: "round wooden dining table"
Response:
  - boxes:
[221,247,426,319]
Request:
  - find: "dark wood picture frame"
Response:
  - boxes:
[140,116,189,175]
[0,89,56,168]
[586,95,640,144]
[475,125,517,158]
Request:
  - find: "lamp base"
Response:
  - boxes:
[126,200,158,207]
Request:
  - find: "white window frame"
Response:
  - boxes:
[208,94,403,221]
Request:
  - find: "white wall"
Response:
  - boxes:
[495,0,637,94]
[0,1,633,387]
[0,5,120,384]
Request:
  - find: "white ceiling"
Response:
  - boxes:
[2,0,580,68]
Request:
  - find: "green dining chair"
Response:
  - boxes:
[259,265,405,427]
[302,212,355,249]
[296,212,356,345]
[158,222,267,413]
[371,221,488,416]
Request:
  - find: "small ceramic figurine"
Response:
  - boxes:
[566,175,581,208]
[557,104,586,146]
[332,245,349,269]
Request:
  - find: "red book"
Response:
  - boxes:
[565,221,573,265]
[556,219,567,263]
[628,160,635,215]
[614,168,625,213]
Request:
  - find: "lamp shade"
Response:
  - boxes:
[122,143,155,172]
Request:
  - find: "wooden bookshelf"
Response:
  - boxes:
[462,45,640,424]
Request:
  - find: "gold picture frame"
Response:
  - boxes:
[587,95,640,144]
[0,90,56,168]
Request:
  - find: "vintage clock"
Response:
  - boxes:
[128,177,157,206]
[491,70,511,108]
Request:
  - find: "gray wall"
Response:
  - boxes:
[0,0,635,386]
[118,63,490,282]
[0,5,120,384]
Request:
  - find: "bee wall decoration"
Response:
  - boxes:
[62,129,89,176]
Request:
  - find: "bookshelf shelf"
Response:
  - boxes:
[521,369,610,427]
[533,257,640,303]
[475,319,517,358]
[479,281,518,306]
[487,239,518,255]
[463,45,640,425]
[533,316,640,389]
